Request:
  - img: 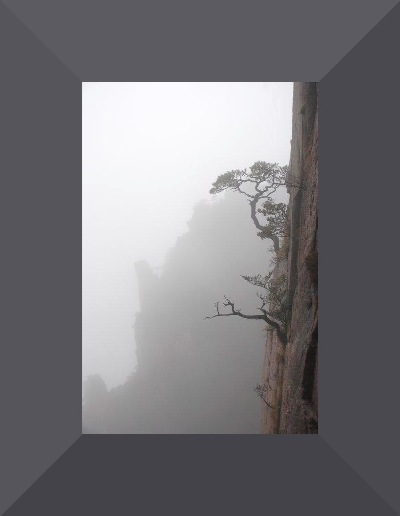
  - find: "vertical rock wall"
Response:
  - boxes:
[261,82,318,434]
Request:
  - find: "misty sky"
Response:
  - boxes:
[82,82,293,389]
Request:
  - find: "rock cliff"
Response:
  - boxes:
[261,82,318,434]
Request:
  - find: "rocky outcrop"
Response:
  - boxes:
[85,193,271,434]
[261,82,318,434]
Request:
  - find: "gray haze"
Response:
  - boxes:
[83,82,293,390]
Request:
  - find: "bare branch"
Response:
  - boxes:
[207,273,290,346]
[206,295,266,322]
[206,296,288,345]
[254,383,274,409]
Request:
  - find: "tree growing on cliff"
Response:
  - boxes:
[209,161,289,253]
[254,382,273,408]
[257,199,289,239]
[206,272,289,345]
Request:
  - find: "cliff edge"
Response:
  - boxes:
[261,82,318,434]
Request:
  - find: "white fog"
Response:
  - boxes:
[82,82,293,391]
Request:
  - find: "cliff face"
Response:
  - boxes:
[261,82,318,434]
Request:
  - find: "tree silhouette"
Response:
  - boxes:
[206,272,289,345]
[210,161,289,253]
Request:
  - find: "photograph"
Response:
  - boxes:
[82,82,318,434]
[3,0,399,513]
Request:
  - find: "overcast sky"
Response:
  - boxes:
[82,82,293,389]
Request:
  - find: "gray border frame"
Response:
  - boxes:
[1,1,400,514]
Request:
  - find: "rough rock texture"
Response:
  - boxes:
[261,82,318,434]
